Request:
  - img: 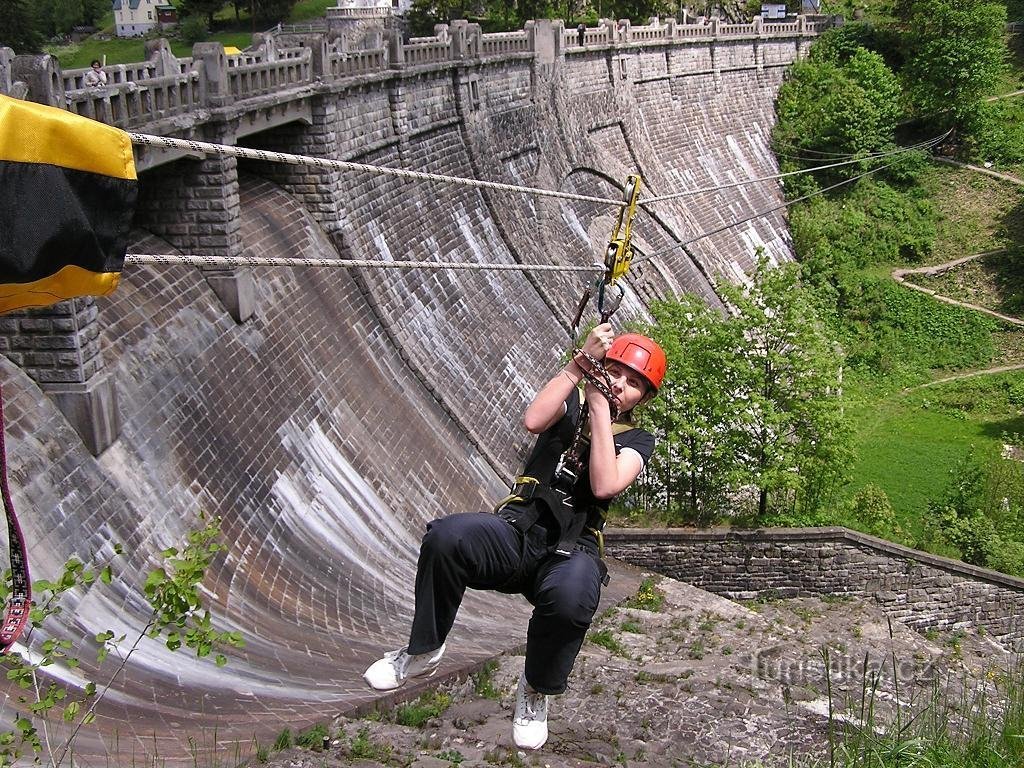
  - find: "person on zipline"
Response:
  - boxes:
[363,322,666,750]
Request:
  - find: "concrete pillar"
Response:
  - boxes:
[194,42,229,108]
[387,77,410,161]
[11,54,64,107]
[387,26,405,69]
[1,300,119,456]
[0,47,14,96]
[710,18,721,91]
[134,121,254,323]
[144,38,178,76]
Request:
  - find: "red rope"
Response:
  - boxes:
[0,381,31,653]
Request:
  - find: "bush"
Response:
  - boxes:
[178,15,207,46]
[848,484,900,538]
[962,99,1024,166]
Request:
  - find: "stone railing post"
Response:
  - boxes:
[466,22,482,58]
[309,33,329,79]
[795,15,808,58]
[529,18,558,73]
[387,26,405,69]
[1,299,120,456]
[194,42,229,108]
[144,38,177,76]
[753,16,764,76]
[601,18,616,43]
[450,19,474,59]
[1,47,14,95]
[551,19,564,57]
[617,18,631,43]
[12,54,65,107]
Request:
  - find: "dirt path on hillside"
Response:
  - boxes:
[892,239,1024,389]
[932,156,1024,186]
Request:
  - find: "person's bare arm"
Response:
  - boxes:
[523,323,614,434]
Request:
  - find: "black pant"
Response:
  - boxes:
[406,512,602,695]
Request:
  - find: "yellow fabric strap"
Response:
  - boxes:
[582,421,636,440]
[0,265,121,314]
[0,94,136,180]
[493,476,538,513]
[586,526,605,557]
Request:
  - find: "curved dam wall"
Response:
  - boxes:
[0,21,811,763]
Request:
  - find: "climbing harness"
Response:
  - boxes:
[496,175,646,562]
[570,174,642,339]
[0,382,30,654]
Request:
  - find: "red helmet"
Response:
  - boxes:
[606,334,666,391]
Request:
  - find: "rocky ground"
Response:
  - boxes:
[258,573,1019,768]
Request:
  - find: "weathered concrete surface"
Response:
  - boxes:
[260,574,1018,768]
[1,40,799,767]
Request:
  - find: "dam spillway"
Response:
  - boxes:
[0,16,820,763]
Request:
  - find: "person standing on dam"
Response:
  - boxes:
[363,323,666,750]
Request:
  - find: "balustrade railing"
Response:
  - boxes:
[480,31,530,56]
[403,39,452,65]
[64,71,201,129]
[329,46,388,77]
[6,15,829,132]
[227,46,313,99]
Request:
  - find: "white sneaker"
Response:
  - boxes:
[512,672,548,750]
[362,644,446,691]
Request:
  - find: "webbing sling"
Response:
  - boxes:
[0,382,30,654]
[495,421,636,558]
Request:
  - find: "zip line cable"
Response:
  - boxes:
[130,130,948,213]
[124,131,943,277]
[642,131,949,203]
[128,133,627,209]
[124,253,607,273]
[632,159,899,266]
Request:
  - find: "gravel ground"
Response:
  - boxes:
[257,573,1018,768]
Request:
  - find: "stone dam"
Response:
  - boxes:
[9,14,1017,766]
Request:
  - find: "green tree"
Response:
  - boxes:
[644,296,746,525]
[721,257,852,520]
[900,0,1007,132]
[180,0,226,26]
[52,0,84,35]
[252,0,296,24]
[774,41,903,184]
[0,0,45,52]
[0,514,243,766]
[80,0,109,26]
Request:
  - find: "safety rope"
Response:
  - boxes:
[128,133,626,209]
[124,253,606,274]
[642,132,950,203]
[632,158,900,267]
[0,382,31,655]
[555,348,618,484]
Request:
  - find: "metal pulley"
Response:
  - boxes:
[570,174,643,338]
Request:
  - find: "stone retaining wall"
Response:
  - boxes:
[606,527,1024,649]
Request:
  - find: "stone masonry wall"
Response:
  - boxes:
[2,28,814,762]
[606,528,1024,650]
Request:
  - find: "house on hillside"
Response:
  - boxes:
[113,0,177,37]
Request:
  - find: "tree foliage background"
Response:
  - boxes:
[628,259,851,526]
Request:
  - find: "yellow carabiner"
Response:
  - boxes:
[604,174,642,285]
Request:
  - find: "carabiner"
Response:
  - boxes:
[598,282,624,322]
